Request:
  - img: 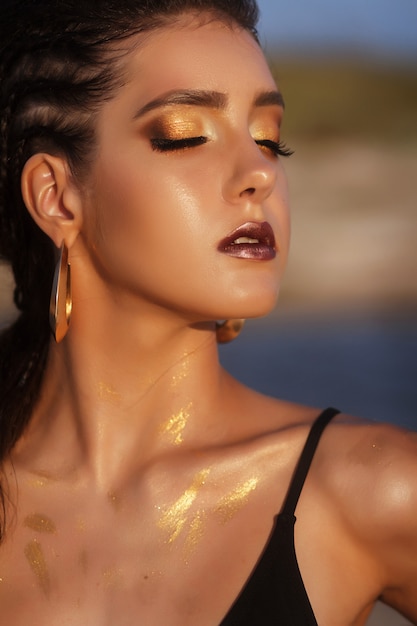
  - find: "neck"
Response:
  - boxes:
[16,299,230,490]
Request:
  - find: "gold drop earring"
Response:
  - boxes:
[49,242,72,342]
[215,319,245,344]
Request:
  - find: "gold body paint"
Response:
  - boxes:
[24,514,56,534]
[215,478,259,524]
[158,469,210,544]
[24,539,50,596]
[102,566,123,588]
[159,402,192,445]
[183,510,206,558]
[170,358,189,387]
[97,382,121,404]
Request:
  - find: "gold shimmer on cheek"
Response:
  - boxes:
[159,402,192,445]
[24,539,50,596]
[157,469,210,544]
[215,478,259,524]
[24,514,56,534]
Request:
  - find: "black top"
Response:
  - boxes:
[220,407,340,625]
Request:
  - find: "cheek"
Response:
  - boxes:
[85,156,211,282]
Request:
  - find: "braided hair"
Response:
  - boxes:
[0,0,259,539]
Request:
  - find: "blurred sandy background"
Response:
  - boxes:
[1,2,416,624]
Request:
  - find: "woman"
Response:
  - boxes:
[0,1,416,624]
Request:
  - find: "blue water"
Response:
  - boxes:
[219,316,417,431]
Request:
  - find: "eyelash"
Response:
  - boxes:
[150,136,293,158]
[151,136,207,152]
[255,139,294,158]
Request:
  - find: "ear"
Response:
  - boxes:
[21,153,83,249]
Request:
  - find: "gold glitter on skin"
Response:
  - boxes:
[108,491,122,511]
[97,381,121,404]
[26,477,48,489]
[24,539,50,596]
[102,566,123,588]
[169,358,190,389]
[158,469,210,544]
[184,510,207,559]
[159,402,192,445]
[215,478,259,524]
[24,514,56,534]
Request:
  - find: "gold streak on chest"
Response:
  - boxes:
[24,539,50,596]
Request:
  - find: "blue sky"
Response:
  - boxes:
[256,0,417,61]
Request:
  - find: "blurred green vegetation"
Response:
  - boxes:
[268,59,417,144]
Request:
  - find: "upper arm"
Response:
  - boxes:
[340,422,417,622]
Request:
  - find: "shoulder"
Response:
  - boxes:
[315,415,417,618]
[317,415,417,523]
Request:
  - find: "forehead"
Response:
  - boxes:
[122,17,276,104]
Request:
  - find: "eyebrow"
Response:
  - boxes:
[134,88,285,118]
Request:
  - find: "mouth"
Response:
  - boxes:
[217,221,276,260]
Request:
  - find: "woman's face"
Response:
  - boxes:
[80,14,291,323]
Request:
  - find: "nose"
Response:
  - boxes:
[222,140,278,205]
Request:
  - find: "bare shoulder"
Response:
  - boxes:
[318,415,417,523]
[317,415,417,621]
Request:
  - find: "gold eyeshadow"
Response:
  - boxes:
[147,111,207,140]
[250,120,280,143]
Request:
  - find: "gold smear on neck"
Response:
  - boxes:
[24,514,56,534]
[160,402,192,445]
[158,469,210,544]
[97,381,121,404]
[215,478,259,524]
[170,359,190,389]
[24,539,50,596]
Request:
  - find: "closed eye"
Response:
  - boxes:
[255,139,293,158]
[151,136,208,152]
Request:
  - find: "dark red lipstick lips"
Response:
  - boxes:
[218,221,276,260]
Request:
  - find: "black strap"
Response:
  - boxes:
[281,407,340,517]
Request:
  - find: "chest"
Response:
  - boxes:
[0,488,273,626]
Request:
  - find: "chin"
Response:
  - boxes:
[224,289,280,321]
